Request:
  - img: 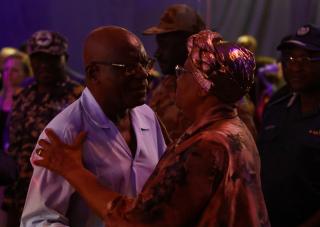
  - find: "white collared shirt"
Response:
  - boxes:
[21,87,167,227]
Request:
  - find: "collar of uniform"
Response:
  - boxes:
[286,92,320,118]
[286,92,320,110]
[184,104,238,137]
[80,87,112,129]
[286,92,298,108]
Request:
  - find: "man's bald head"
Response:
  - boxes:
[83,26,147,68]
[83,26,151,113]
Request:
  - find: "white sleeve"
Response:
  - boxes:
[20,127,77,227]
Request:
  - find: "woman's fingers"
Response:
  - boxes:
[73,131,87,148]
[36,148,45,156]
[33,148,53,171]
[35,147,53,160]
[44,128,87,150]
[38,139,51,150]
[45,128,63,145]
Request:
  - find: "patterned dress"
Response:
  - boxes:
[2,79,83,219]
[103,104,270,227]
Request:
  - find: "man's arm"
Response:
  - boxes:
[21,128,77,226]
[34,128,120,220]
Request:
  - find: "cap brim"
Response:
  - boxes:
[143,26,178,35]
[277,39,320,51]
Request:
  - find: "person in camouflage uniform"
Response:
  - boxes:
[2,30,83,227]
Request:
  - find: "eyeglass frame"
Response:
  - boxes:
[86,58,155,76]
[175,64,212,79]
[175,65,189,78]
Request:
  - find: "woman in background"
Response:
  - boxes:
[0,51,33,150]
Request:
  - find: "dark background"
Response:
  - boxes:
[1,0,319,74]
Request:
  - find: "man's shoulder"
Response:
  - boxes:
[46,98,82,129]
[261,94,292,127]
[12,84,37,109]
[259,92,296,141]
[266,85,292,107]
[37,100,83,151]
[16,83,37,97]
[265,91,294,113]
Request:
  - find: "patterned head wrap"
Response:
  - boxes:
[187,30,255,103]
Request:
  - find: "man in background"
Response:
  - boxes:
[143,4,206,141]
[2,30,83,227]
[259,24,320,227]
[21,26,166,227]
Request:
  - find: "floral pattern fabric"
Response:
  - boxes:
[104,104,270,227]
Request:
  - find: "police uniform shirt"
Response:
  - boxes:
[258,93,320,227]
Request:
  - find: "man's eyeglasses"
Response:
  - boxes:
[281,56,320,65]
[88,58,155,75]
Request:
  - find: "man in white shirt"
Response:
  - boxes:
[21,26,167,227]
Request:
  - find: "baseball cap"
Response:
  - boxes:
[277,24,320,51]
[143,4,205,35]
[27,30,68,55]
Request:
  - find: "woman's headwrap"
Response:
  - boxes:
[187,30,255,103]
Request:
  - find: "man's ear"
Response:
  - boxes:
[85,64,99,82]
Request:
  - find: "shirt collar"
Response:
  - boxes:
[286,92,320,117]
[80,88,150,130]
[80,87,112,129]
[130,105,150,130]
[286,92,298,108]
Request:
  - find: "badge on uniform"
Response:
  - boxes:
[308,129,320,136]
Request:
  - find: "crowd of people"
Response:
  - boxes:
[0,3,319,227]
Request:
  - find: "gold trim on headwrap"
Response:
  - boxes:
[187,30,223,92]
[188,30,222,92]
